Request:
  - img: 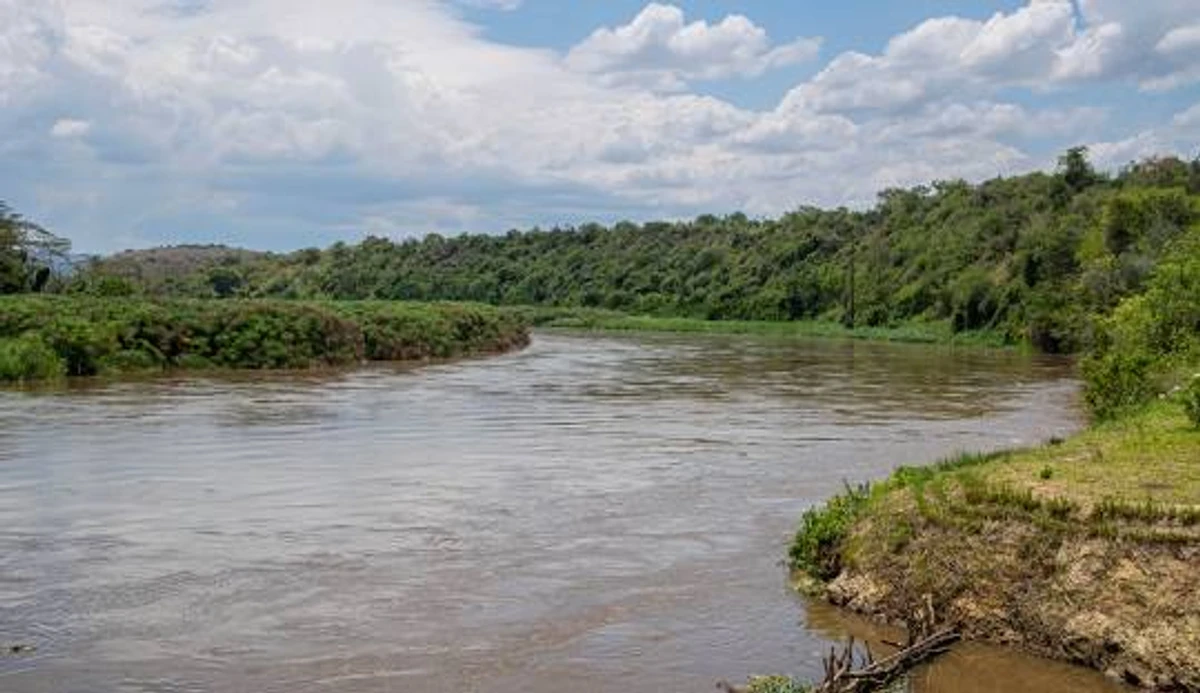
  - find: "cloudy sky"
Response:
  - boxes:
[2,0,1199,253]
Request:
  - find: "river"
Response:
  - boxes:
[0,331,1127,692]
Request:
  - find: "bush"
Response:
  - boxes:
[1181,374,1200,429]
[0,334,65,382]
[0,296,530,379]
[41,317,120,376]
[1081,350,1156,421]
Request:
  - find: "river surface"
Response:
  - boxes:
[0,331,1128,692]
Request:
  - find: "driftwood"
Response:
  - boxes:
[719,597,960,693]
[811,628,960,693]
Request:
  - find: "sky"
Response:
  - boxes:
[1,1,1199,254]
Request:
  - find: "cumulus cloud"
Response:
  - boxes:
[566,3,821,90]
[0,0,1195,253]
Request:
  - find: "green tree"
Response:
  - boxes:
[1058,146,1098,193]
[0,202,70,294]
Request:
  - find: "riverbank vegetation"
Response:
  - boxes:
[522,307,1011,347]
[0,296,529,382]
[787,208,1200,688]
[70,151,1200,357]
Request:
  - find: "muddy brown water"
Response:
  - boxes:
[0,331,1128,693]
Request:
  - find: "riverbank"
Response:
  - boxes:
[790,401,1200,690]
[523,307,1011,348]
[0,296,530,382]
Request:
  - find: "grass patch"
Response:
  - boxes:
[790,404,1200,585]
[522,307,1012,348]
[789,483,872,581]
[983,401,1200,507]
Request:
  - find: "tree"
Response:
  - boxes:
[0,202,70,294]
[1058,146,1098,193]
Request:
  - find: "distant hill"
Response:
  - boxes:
[96,245,270,279]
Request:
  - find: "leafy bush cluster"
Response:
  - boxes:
[0,296,529,382]
[1082,227,1200,420]
[0,333,65,382]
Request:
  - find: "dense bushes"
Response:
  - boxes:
[0,297,529,382]
[0,334,65,382]
[1082,228,1200,420]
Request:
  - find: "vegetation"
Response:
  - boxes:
[0,296,529,381]
[70,153,1200,356]
[523,307,1009,346]
[62,151,1200,423]
[788,401,1200,687]
[1,202,70,294]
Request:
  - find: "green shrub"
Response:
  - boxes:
[0,334,65,382]
[41,317,120,376]
[1082,351,1156,421]
[789,483,871,581]
[1180,374,1200,429]
[0,296,530,377]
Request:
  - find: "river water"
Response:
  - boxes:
[0,331,1127,692]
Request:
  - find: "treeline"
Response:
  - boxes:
[77,150,1200,357]
[0,297,529,382]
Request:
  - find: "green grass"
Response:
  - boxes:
[791,401,1200,586]
[983,401,1200,507]
[523,307,1012,348]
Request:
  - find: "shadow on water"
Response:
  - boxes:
[0,331,1119,692]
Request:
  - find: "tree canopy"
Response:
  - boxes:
[0,202,70,294]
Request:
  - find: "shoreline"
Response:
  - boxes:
[789,401,1200,690]
[525,307,1015,349]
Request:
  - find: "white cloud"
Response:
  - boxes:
[458,0,522,9]
[0,0,1194,253]
[566,3,820,90]
[50,118,91,138]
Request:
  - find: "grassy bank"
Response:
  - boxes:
[523,307,1011,348]
[0,296,529,382]
[789,401,1200,690]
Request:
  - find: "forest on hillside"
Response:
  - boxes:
[71,149,1200,356]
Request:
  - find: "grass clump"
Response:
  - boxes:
[789,483,872,581]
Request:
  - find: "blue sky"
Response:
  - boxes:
[1,0,1198,253]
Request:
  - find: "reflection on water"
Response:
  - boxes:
[0,332,1120,692]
